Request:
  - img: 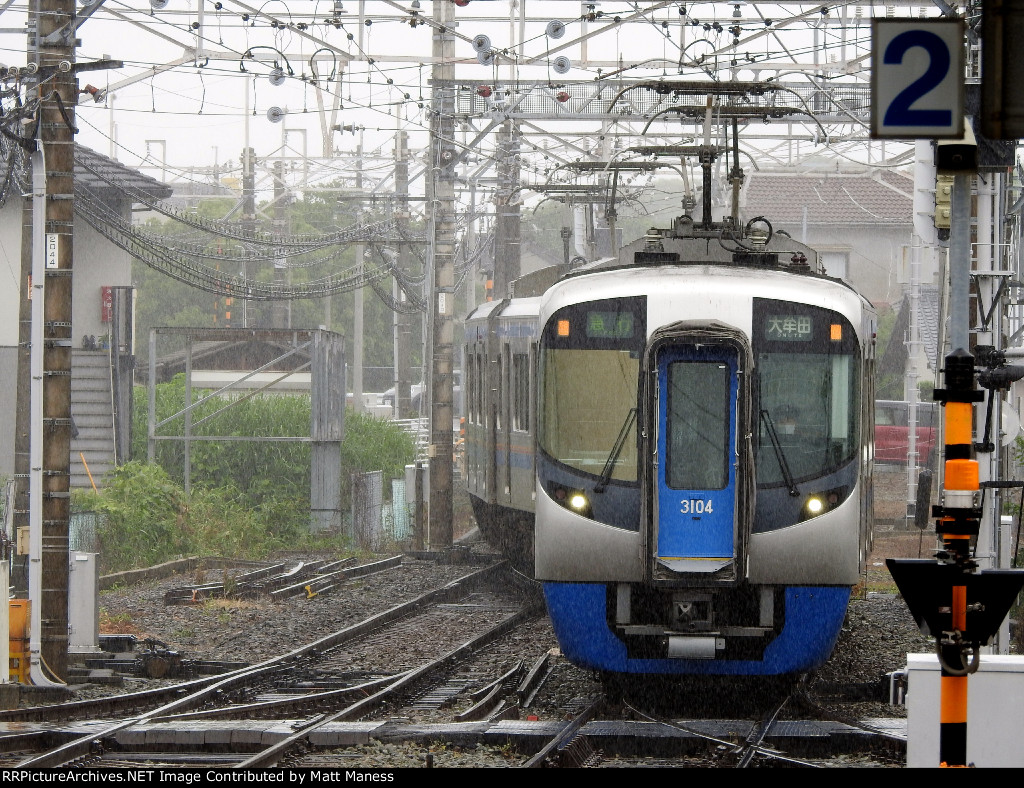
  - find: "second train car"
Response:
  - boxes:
[463,217,876,676]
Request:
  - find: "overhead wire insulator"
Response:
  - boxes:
[545,20,566,39]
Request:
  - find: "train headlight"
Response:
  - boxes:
[548,484,593,518]
[569,493,589,511]
[799,486,848,521]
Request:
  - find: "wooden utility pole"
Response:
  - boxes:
[35,0,78,681]
[427,0,456,550]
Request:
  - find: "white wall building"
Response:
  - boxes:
[0,145,171,487]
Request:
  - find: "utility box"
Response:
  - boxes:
[15,527,28,556]
[68,552,101,655]
[907,652,1024,767]
[8,599,29,684]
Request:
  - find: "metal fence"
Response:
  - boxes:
[70,511,101,553]
[350,471,417,551]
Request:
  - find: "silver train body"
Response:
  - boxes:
[464,224,876,675]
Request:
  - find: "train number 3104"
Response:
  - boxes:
[680,498,713,515]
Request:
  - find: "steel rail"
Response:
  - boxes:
[151,672,412,722]
[735,694,791,767]
[236,605,541,768]
[522,697,605,768]
[622,698,816,767]
[16,561,508,767]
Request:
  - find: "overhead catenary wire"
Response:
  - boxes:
[0,2,917,313]
[77,197,391,301]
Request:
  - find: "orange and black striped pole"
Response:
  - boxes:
[936,349,980,768]
[889,350,1024,767]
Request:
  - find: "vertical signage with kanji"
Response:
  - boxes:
[101,286,113,323]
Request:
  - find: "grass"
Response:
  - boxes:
[201,598,261,612]
[98,608,146,636]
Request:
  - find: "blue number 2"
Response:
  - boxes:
[883,30,952,127]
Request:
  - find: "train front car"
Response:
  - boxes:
[535,241,875,677]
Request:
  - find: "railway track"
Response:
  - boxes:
[520,679,906,769]
[0,555,909,768]
[12,560,543,767]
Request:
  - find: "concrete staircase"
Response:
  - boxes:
[70,349,116,491]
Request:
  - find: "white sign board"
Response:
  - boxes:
[871,19,964,139]
[45,233,59,269]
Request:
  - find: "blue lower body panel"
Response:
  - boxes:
[543,582,850,676]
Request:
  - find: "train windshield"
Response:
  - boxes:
[753,299,860,486]
[538,297,646,483]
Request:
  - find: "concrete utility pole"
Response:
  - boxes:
[493,121,521,298]
[353,135,364,413]
[906,139,939,518]
[428,0,456,550]
[393,131,413,419]
[272,160,288,329]
[241,145,255,327]
[35,0,78,682]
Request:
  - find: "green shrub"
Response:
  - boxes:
[133,376,416,514]
[74,462,189,571]
[76,463,332,572]
[76,380,419,572]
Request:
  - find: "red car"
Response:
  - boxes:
[875,400,938,466]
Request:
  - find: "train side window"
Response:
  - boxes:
[465,353,475,424]
[503,345,512,431]
[875,405,896,427]
[496,353,503,431]
[475,352,483,425]
[513,353,530,432]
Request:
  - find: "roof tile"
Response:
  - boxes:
[745,171,913,226]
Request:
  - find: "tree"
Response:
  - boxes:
[131,188,426,381]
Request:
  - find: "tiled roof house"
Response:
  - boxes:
[745,170,941,396]
[744,170,917,306]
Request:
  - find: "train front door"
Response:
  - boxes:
[655,345,739,573]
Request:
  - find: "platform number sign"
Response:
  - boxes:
[871,19,964,139]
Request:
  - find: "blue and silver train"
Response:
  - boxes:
[463,216,876,677]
